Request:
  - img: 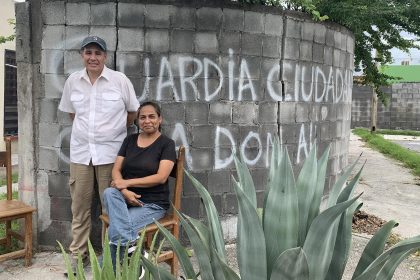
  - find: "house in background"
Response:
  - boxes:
[0,0,18,153]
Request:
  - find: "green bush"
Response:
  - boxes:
[62,140,420,279]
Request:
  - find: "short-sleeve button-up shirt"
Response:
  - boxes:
[59,66,139,165]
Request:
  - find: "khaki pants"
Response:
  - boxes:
[69,162,113,258]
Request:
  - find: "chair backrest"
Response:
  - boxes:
[169,146,185,215]
[0,136,15,200]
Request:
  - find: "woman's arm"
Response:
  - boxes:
[112,159,175,190]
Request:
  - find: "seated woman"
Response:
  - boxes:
[103,101,176,269]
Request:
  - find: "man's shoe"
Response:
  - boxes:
[64,255,89,277]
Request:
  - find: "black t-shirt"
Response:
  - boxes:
[118,134,176,209]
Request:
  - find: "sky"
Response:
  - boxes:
[390,31,420,65]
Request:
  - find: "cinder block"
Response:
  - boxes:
[161,102,185,125]
[324,46,333,66]
[347,36,355,54]
[314,24,326,44]
[118,28,144,51]
[196,7,222,31]
[326,28,335,47]
[191,125,214,148]
[233,103,256,124]
[285,18,301,39]
[262,35,280,58]
[48,173,70,197]
[181,196,201,218]
[45,74,65,99]
[223,9,244,31]
[168,53,195,77]
[333,49,341,67]
[209,102,232,124]
[171,30,194,53]
[239,125,260,146]
[42,25,65,49]
[185,103,209,124]
[265,14,283,36]
[145,4,170,28]
[261,58,280,81]
[301,22,314,41]
[116,52,142,76]
[42,1,65,25]
[38,220,72,248]
[208,170,231,193]
[50,197,72,221]
[65,26,89,50]
[258,102,278,124]
[250,168,268,191]
[118,3,145,27]
[39,98,59,123]
[194,32,218,54]
[279,103,296,124]
[183,172,207,196]
[41,50,64,74]
[296,103,310,122]
[105,52,115,70]
[280,124,298,144]
[145,29,169,53]
[283,38,300,60]
[214,125,239,147]
[240,56,261,79]
[39,146,60,171]
[39,123,60,147]
[313,43,324,64]
[220,32,241,54]
[189,148,214,171]
[91,2,116,26]
[64,50,83,75]
[244,11,264,34]
[171,7,195,29]
[223,193,238,214]
[242,33,263,56]
[300,41,313,61]
[334,31,343,50]
[58,149,70,172]
[89,26,117,51]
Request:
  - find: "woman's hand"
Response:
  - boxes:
[121,189,143,207]
[111,178,130,190]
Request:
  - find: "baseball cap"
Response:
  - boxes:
[80,36,107,51]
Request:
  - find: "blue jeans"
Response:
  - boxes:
[103,188,166,246]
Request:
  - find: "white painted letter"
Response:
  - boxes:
[171,123,192,169]
[215,126,236,169]
[238,59,256,101]
[240,131,262,166]
[267,64,282,101]
[157,57,179,101]
[204,58,223,101]
[178,56,203,101]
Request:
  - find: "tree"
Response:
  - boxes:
[239,0,420,104]
[0,19,15,45]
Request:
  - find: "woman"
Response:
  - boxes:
[103,101,176,269]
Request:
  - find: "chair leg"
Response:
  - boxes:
[24,214,33,267]
[101,222,107,247]
[6,221,12,247]
[171,254,178,277]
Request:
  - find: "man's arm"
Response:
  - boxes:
[69,113,75,121]
[127,111,136,127]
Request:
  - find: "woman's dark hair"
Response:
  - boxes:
[137,101,162,132]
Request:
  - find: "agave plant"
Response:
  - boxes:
[149,139,420,280]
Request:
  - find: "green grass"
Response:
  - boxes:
[376,129,420,137]
[0,191,21,254]
[0,173,18,186]
[353,128,420,177]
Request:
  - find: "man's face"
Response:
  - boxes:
[81,44,107,74]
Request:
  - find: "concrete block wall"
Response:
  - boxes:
[16,0,354,247]
[352,83,420,130]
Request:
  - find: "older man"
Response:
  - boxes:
[59,36,139,270]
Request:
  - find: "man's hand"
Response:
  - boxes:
[111,178,130,190]
[121,189,143,207]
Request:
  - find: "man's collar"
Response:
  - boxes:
[79,65,110,82]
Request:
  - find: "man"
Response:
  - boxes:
[58,36,139,271]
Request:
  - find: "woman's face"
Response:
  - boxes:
[138,105,162,134]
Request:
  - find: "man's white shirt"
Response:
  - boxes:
[59,66,139,165]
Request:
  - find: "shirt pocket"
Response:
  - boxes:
[70,91,86,114]
[102,90,123,113]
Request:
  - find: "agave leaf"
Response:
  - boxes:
[337,163,365,204]
[186,215,211,252]
[327,154,362,207]
[307,145,330,230]
[154,220,196,279]
[185,170,226,260]
[374,249,415,280]
[57,241,76,280]
[296,145,318,245]
[263,146,298,276]
[303,194,361,279]
[270,247,309,280]
[142,256,176,280]
[234,179,267,280]
[263,136,281,226]
[234,153,257,208]
[101,234,116,280]
[175,208,215,280]
[352,220,399,279]
[127,240,142,280]
[87,240,101,279]
[210,246,241,280]
[325,202,363,280]
[353,235,420,280]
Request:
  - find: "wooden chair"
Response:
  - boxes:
[100,145,185,276]
[0,136,36,266]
